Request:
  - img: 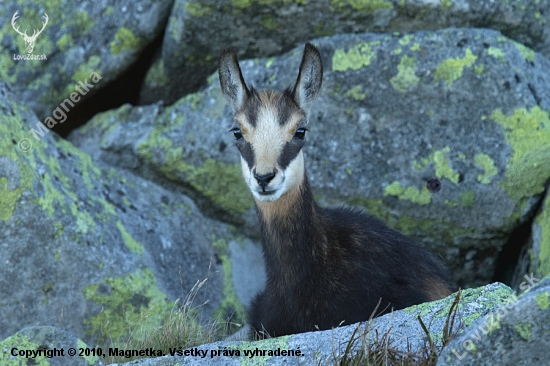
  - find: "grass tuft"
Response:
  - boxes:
[331,290,463,366]
[103,276,223,364]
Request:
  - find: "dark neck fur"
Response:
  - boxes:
[255,174,327,290]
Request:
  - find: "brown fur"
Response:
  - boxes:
[219,43,457,339]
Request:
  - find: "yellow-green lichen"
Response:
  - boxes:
[76,339,99,365]
[332,42,379,72]
[390,55,420,93]
[232,0,253,7]
[403,285,513,344]
[71,56,101,84]
[349,195,482,243]
[513,41,536,62]
[259,14,281,30]
[445,199,458,207]
[432,146,460,184]
[110,27,141,55]
[230,335,291,366]
[185,2,213,17]
[116,221,145,254]
[137,127,253,216]
[0,333,49,366]
[536,291,550,310]
[399,34,413,45]
[440,0,452,10]
[490,107,550,204]
[535,196,550,277]
[514,322,532,340]
[433,49,477,86]
[413,157,429,170]
[487,46,506,62]
[0,176,23,221]
[461,190,476,208]
[265,57,275,68]
[83,268,172,341]
[56,33,73,51]
[212,238,245,328]
[345,85,367,100]
[474,153,497,184]
[331,0,393,12]
[231,0,306,8]
[144,59,169,88]
[474,64,485,75]
[384,181,431,205]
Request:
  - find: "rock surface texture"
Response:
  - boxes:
[0,0,173,118]
[437,275,550,366]
[71,28,550,288]
[106,283,516,365]
[0,80,247,345]
[1,1,549,365]
[139,0,550,104]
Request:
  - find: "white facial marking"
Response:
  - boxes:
[238,94,305,202]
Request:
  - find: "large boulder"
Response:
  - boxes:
[437,275,550,365]
[0,80,253,345]
[70,28,550,287]
[109,283,514,365]
[0,0,173,118]
[139,0,550,104]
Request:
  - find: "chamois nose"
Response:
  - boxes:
[254,170,276,189]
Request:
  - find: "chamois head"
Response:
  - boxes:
[219,43,323,202]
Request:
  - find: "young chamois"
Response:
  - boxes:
[218,43,456,339]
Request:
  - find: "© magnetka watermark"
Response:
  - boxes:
[451,273,540,360]
[11,10,48,61]
[19,71,103,151]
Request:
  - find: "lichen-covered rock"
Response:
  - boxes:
[437,276,550,366]
[0,326,103,366]
[139,0,550,105]
[109,283,514,365]
[0,80,249,345]
[0,0,173,118]
[71,28,550,287]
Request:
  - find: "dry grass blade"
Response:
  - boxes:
[331,290,463,366]
[104,277,222,364]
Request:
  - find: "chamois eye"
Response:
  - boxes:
[229,127,243,140]
[294,127,307,140]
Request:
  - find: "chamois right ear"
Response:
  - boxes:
[219,48,250,113]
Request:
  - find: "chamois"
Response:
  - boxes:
[218,43,456,339]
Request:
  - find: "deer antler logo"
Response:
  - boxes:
[11,11,49,54]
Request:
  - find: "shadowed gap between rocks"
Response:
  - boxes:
[493,181,550,288]
[52,29,165,138]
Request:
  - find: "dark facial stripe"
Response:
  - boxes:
[238,140,255,170]
[278,139,304,171]
[242,89,260,127]
[276,92,294,127]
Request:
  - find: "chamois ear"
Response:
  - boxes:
[219,47,250,112]
[292,43,323,113]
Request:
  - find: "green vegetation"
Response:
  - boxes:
[104,277,221,364]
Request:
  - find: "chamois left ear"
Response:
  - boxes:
[292,43,323,113]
